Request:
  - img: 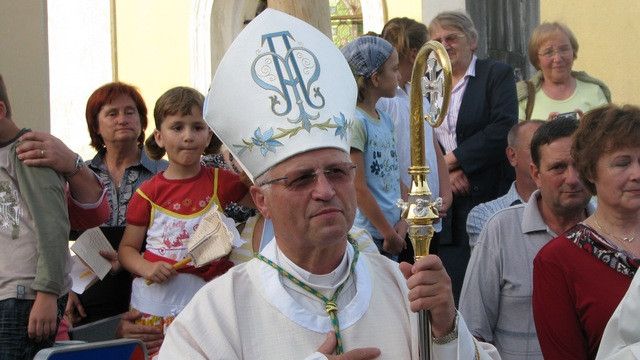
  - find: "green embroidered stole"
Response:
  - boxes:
[254,236,359,355]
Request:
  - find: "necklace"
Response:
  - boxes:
[593,215,636,243]
[254,236,359,355]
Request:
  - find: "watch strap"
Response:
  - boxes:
[63,153,84,179]
[432,312,459,345]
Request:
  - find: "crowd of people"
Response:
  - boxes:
[1,6,639,360]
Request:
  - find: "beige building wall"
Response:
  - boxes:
[378,0,470,34]
[47,0,112,160]
[0,0,50,132]
[386,0,421,23]
[115,0,193,125]
[421,0,465,25]
[3,1,637,140]
[386,0,466,26]
[541,0,639,105]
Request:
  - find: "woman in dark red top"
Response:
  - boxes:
[533,104,640,360]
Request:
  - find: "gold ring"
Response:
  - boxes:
[40,149,44,158]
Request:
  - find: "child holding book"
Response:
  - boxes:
[118,87,250,347]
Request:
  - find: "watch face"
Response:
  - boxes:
[64,154,84,178]
[74,154,84,168]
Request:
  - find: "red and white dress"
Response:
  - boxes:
[126,166,247,332]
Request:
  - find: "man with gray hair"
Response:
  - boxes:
[466,120,544,250]
[160,9,499,359]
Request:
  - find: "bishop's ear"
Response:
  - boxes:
[250,185,270,219]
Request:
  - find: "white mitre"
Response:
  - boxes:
[204,8,357,183]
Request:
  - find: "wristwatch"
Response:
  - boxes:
[63,153,84,179]
[432,312,459,345]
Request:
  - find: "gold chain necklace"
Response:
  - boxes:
[593,215,636,243]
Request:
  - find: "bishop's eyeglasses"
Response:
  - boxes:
[260,162,357,191]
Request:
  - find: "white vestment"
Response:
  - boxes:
[160,240,499,359]
[596,271,640,359]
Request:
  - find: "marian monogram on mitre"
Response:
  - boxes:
[206,9,356,181]
[234,31,352,157]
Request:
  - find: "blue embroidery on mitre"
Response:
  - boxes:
[333,113,350,140]
[232,30,351,157]
[252,128,283,156]
[251,31,325,129]
[233,112,353,156]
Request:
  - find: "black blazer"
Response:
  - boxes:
[451,58,517,204]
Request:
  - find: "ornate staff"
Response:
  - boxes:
[397,40,452,360]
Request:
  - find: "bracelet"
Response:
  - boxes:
[63,153,84,179]
[432,312,459,345]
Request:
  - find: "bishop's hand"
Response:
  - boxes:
[316,331,381,359]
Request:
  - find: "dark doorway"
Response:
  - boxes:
[467,0,539,81]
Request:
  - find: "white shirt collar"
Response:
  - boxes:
[256,238,371,332]
[276,240,350,294]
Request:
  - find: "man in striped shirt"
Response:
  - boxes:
[466,120,544,250]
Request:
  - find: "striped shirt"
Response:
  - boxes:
[434,55,478,154]
[466,181,523,250]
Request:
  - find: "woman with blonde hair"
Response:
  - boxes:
[517,22,611,121]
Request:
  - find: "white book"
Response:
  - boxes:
[69,255,98,294]
[70,227,114,280]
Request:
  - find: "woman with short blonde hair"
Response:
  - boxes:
[517,22,610,121]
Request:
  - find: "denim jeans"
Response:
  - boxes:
[0,294,67,360]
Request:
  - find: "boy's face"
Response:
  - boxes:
[154,105,212,167]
